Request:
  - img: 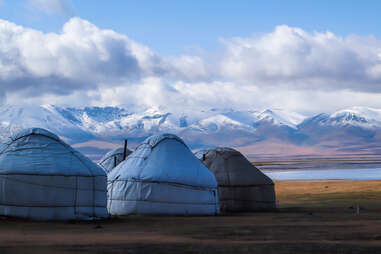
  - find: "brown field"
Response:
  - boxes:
[2,180,381,253]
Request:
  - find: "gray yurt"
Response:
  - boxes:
[99,146,132,173]
[107,133,220,215]
[196,147,276,212]
[0,128,109,220]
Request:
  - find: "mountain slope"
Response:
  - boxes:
[1,104,381,159]
[0,105,94,142]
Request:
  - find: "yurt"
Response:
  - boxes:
[107,134,220,215]
[196,147,276,212]
[99,146,132,173]
[0,128,108,220]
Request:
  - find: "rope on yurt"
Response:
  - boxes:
[67,149,99,218]
[223,153,232,186]
[0,175,101,190]
[0,130,106,217]
[109,180,114,209]
[110,178,216,191]
[99,151,123,167]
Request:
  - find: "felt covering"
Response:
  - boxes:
[0,128,108,220]
[196,147,276,212]
[107,134,219,215]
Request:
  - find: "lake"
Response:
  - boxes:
[263,168,381,181]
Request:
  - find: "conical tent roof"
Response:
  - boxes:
[109,134,217,188]
[99,147,132,173]
[0,128,108,220]
[108,133,219,215]
[195,147,273,186]
[0,128,105,176]
[196,147,275,212]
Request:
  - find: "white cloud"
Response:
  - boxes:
[220,25,381,92]
[0,17,211,104]
[1,19,381,115]
[165,55,211,82]
[0,18,165,99]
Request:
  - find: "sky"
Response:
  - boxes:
[1,0,381,115]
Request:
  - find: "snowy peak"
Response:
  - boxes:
[0,105,307,142]
[301,106,381,129]
[256,109,305,129]
[55,106,131,124]
[0,104,94,142]
[2,104,381,154]
[191,114,250,133]
[330,107,381,127]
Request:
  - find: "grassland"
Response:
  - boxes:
[276,180,381,208]
[2,180,381,253]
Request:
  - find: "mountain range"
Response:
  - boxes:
[1,104,381,160]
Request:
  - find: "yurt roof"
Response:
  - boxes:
[10,127,60,143]
[108,133,217,188]
[195,147,237,159]
[197,147,273,186]
[140,133,187,149]
[99,147,132,165]
[0,128,105,176]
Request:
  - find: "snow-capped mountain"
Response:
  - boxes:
[0,105,305,140]
[297,107,381,155]
[308,107,381,129]
[1,104,381,159]
[297,106,381,134]
[255,109,305,129]
[0,104,94,142]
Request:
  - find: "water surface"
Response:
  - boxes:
[263,168,381,181]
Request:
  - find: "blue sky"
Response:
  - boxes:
[1,0,381,115]
[2,0,381,55]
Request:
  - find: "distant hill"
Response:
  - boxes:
[1,104,381,160]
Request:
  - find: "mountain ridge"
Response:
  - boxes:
[1,104,380,160]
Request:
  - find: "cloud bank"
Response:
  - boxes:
[221,25,381,92]
[1,18,381,114]
[0,18,164,96]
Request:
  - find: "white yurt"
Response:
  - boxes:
[196,147,276,213]
[99,147,132,173]
[0,128,108,220]
[107,134,220,215]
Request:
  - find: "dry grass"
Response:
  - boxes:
[276,180,381,208]
[2,181,381,253]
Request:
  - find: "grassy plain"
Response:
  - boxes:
[1,180,381,253]
[276,180,381,208]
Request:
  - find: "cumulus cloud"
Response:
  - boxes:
[93,77,381,116]
[95,78,263,113]
[2,19,381,114]
[0,17,213,103]
[28,0,72,16]
[165,55,211,82]
[0,18,166,99]
[221,25,381,92]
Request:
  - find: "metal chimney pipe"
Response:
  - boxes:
[123,139,128,160]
